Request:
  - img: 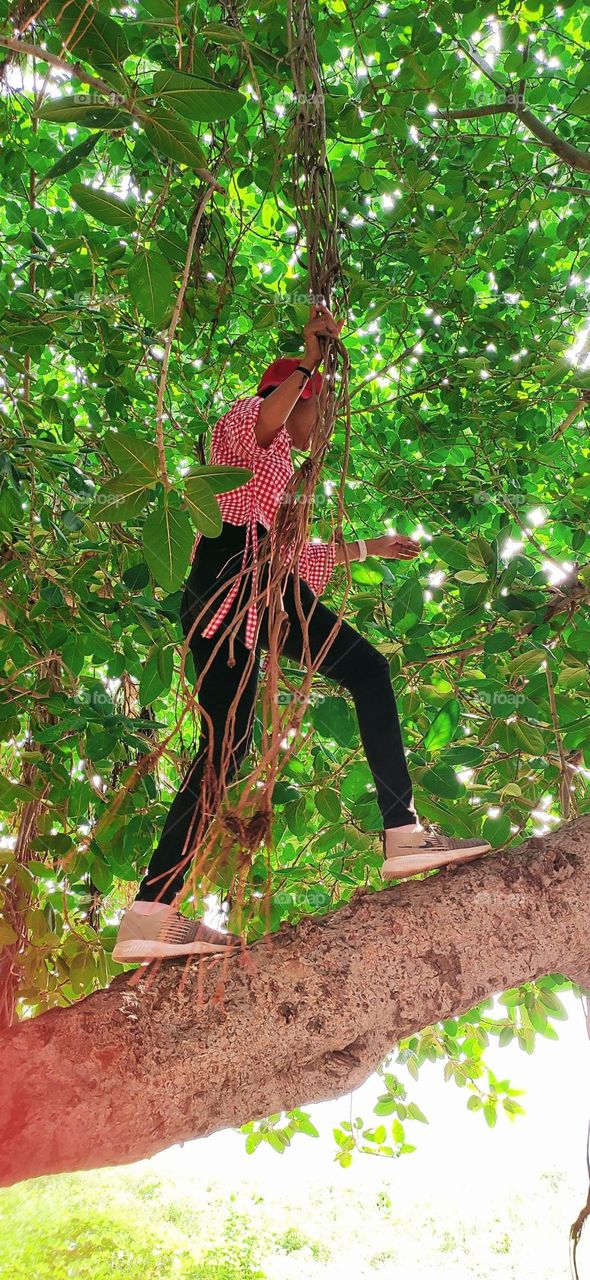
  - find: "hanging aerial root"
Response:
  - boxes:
[570,1191,590,1280]
[221,806,273,853]
[73,0,355,925]
[179,0,357,910]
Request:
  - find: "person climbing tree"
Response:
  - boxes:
[113,304,491,963]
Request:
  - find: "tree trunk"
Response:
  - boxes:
[1,817,589,1187]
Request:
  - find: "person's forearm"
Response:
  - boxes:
[337,533,422,565]
[287,391,318,439]
[256,357,317,445]
[335,538,375,565]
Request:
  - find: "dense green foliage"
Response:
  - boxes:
[0,1156,582,1279]
[0,0,589,1141]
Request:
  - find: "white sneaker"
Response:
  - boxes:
[112,903,241,963]
[381,826,491,881]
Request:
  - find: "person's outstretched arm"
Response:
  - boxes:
[298,534,422,600]
[335,535,421,565]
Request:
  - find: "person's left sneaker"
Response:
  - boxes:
[113,902,241,963]
[381,826,491,881]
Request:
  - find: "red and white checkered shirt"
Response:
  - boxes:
[192,395,336,651]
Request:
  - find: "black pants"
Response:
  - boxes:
[138,522,414,903]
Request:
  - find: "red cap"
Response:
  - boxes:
[257,357,322,401]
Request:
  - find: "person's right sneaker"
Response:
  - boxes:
[112,903,241,963]
[381,826,491,881]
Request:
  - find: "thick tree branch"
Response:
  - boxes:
[439,103,514,120]
[1,817,590,1187]
[518,106,590,174]
[438,102,590,174]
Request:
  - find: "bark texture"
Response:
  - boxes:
[1,817,590,1187]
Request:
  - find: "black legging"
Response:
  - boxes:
[137,521,415,902]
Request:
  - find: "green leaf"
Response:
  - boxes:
[137,0,183,21]
[484,632,515,655]
[103,429,160,481]
[89,855,114,895]
[420,763,464,800]
[294,1114,319,1138]
[142,107,207,169]
[185,464,253,495]
[315,786,341,821]
[43,134,99,180]
[0,774,38,808]
[89,475,154,522]
[266,1130,287,1153]
[415,799,474,838]
[245,1132,263,1154]
[537,988,568,1019]
[506,649,546,677]
[424,699,460,752]
[183,477,222,536]
[128,250,174,326]
[68,948,98,994]
[200,22,247,44]
[70,183,136,227]
[350,559,387,586]
[46,0,130,70]
[34,99,132,129]
[392,576,424,632]
[431,535,471,569]
[374,1097,397,1116]
[285,796,307,837]
[143,501,195,591]
[0,921,18,945]
[139,644,174,704]
[483,1101,497,1129]
[511,722,546,756]
[482,812,511,849]
[392,1119,405,1143]
[526,1002,549,1035]
[151,70,246,122]
[122,562,150,591]
[311,696,356,748]
[0,322,53,352]
[454,569,488,585]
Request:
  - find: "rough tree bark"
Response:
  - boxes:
[1,816,589,1187]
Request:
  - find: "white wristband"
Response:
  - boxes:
[357,538,367,563]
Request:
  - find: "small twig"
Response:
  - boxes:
[0,35,125,99]
[0,35,226,192]
[154,185,218,487]
[545,663,572,820]
[552,396,588,441]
